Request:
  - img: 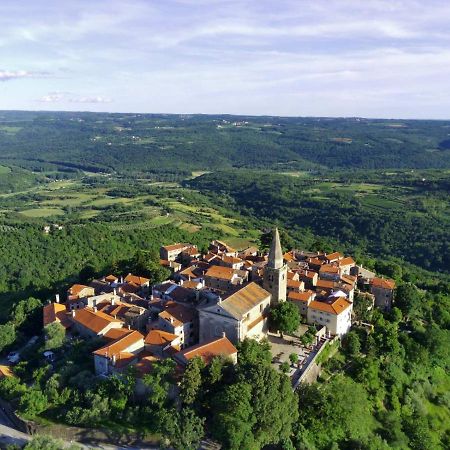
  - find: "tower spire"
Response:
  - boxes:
[268,228,283,269]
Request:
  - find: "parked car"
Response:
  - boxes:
[7,352,20,364]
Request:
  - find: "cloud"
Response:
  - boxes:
[69,96,113,104]
[37,92,113,104]
[0,70,45,81]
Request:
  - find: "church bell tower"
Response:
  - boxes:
[263,228,287,305]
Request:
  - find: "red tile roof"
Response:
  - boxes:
[205,265,235,281]
[371,277,396,289]
[309,298,351,315]
[288,290,315,303]
[124,274,150,286]
[68,284,92,296]
[175,336,237,364]
[72,307,123,334]
[43,303,71,329]
[145,330,179,346]
[93,330,144,357]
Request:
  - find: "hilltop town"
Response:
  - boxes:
[42,229,395,380]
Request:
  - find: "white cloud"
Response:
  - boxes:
[37,92,113,104]
[69,96,113,104]
[0,70,41,81]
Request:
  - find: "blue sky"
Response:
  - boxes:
[1,0,450,118]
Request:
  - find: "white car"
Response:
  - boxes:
[7,352,20,364]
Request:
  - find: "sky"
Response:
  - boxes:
[1,0,450,118]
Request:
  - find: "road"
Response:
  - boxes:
[0,423,162,449]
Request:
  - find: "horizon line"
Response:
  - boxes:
[1,108,449,122]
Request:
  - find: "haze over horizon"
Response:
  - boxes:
[1,0,450,119]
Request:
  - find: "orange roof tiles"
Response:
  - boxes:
[105,275,118,282]
[159,303,195,327]
[205,265,235,281]
[320,264,340,274]
[309,297,351,315]
[221,255,243,265]
[72,307,123,334]
[163,243,189,251]
[68,284,91,296]
[43,303,71,329]
[287,279,303,288]
[124,274,150,286]
[93,330,144,357]
[145,330,179,346]
[176,336,237,364]
[316,279,335,289]
[326,252,343,261]
[113,352,138,369]
[371,277,396,290]
[283,251,295,262]
[308,257,324,266]
[339,257,355,266]
[288,290,315,303]
[103,328,133,342]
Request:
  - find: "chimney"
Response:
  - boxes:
[111,354,116,366]
[222,331,226,338]
[72,310,76,318]
[113,288,116,296]
[93,306,97,313]
[111,296,116,306]
[128,324,131,330]
[55,294,60,303]
[120,276,124,284]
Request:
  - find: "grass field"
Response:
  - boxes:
[20,207,65,218]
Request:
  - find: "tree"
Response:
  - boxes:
[129,250,170,283]
[0,376,26,401]
[78,263,98,283]
[396,283,423,319]
[343,331,361,357]
[19,388,49,418]
[289,353,299,365]
[10,297,43,330]
[280,361,290,373]
[180,357,204,405]
[296,375,375,449]
[44,322,66,350]
[163,407,205,450]
[0,322,16,353]
[24,435,82,450]
[353,292,374,322]
[245,364,299,447]
[211,382,257,450]
[270,302,300,338]
[143,358,176,407]
[237,338,272,367]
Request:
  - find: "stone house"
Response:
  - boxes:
[307,297,352,336]
[198,282,271,345]
[370,277,396,311]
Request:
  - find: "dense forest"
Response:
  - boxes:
[1,111,450,176]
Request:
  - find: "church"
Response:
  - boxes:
[198,228,286,344]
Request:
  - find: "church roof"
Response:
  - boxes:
[268,228,283,269]
[220,282,270,319]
